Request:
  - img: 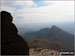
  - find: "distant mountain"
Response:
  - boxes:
[23,25,74,51]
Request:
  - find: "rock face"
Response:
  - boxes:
[1,11,29,55]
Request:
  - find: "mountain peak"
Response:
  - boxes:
[52,25,57,28]
[51,25,64,32]
[51,25,59,29]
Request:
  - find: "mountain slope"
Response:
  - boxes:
[23,25,74,51]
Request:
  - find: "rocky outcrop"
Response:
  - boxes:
[1,11,29,55]
[29,48,60,56]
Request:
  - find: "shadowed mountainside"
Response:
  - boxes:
[1,11,29,55]
[23,25,74,51]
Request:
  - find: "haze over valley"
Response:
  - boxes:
[17,22,74,36]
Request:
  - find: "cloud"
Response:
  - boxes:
[1,0,37,15]
[1,5,15,15]
[1,1,74,25]
[1,0,37,10]
[42,1,54,5]
[33,0,54,7]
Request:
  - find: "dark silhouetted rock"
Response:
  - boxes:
[1,11,29,55]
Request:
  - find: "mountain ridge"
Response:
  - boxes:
[23,25,74,51]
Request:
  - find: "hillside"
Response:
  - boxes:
[23,25,74,51]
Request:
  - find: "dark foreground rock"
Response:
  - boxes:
[1,11,29,55]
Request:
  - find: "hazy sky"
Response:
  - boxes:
[1,0,74,25]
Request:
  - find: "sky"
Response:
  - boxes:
[1,0,74,25]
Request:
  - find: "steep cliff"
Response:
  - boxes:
[1,11,29,55]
